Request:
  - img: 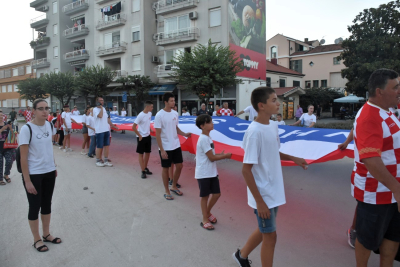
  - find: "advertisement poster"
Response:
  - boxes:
[228,0,266,80]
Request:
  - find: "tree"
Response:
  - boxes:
[339,1,400,95]
[42,72,76,106]
[170,40,243,105]
[17,77,48,103]
[300,88,344,110]
[75,65,116,99]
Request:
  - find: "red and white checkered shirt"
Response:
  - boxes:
[24,110,32,122]
[352,102,400,204]
[218,108,233,116]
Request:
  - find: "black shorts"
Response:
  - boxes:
[136,135,152,154]
[356,200,400,251]
[159,147,183,168]
[197,177,220,197]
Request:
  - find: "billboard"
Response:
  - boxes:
[228,0,266,80]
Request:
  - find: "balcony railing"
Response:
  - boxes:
[96,41,127,56]
[95,0,112,4]
[63,0,89,15]
[153,27,199,46]
[63,24,89,39]
[30,0,48,8]
[113,70,128,80]
[96,13,126,31]
[64,49,89,61]
[30,36,50,49]
[153,0,197,15]
[155,64,178,78]
[31,58,50,69]
[30,14,49,29]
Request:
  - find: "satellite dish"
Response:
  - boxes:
[320,39,325,45]
[334,38,340,44]
[338,37,344,43]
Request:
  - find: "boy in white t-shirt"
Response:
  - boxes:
[235,105,258,121]
[181,107,191,116]
[195,114,231,230]
[276,113,286,125]
[132,101,154,179]
[233,87,308,267]
[60,105,77,152]
[290,105,316,128]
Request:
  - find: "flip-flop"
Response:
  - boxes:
[170,189,183,196]
[208,214,217,224]
[200,222,214,230]
[164,194,174,200]
[0,181,6,186]
[4,177,10,183]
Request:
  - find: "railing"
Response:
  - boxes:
[155,64,179,77]
[97,41,127,51]
[64,49,89,59]
[31,58,48,67]
[96,13,126,29]
[30,36,50,47]
[64,24,88,36]
[30,14,47,24]
[113,70,128,79]
[153,0,195,11]
[153,27,199,42]
[63,0,88,12]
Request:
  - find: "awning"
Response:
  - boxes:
[148,84,176,95]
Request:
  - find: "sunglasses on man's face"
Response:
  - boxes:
[36,107,51,111]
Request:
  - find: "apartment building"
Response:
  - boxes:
[266,34,347,91]
[0,59,37,112]
[29,0,266,114]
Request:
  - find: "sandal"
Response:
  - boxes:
[164,194,174,200]
[0,181,6,186]
[33,239,48,252]
[4,177,10,183]
[170,189,183,196]
[200,222,214,230]
[208,214,217,224]
[43,234,62,244]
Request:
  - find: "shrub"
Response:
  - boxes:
[314,121,353,130]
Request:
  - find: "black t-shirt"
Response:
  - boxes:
[196,109,208,116]
[9,111,17,121]
[0,124,10,152]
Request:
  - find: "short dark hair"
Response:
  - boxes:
[53,112,57,117]
[196,114,212,129]
[145,101,153,106]
[277,113,282,117]
[162,92,175,103]
[368,69,399,97]
[33,99,48,109]
[182,107,187,112]
[251,87,276,111]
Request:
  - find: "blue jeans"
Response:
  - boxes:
[88,135,96,156]
[254,207,279,233]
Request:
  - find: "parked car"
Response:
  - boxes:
[19,109,25,117]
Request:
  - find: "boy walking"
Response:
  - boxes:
[233,87,308,267]
[61,105,77,152]
[195,114,231,230]
[132,101,154,179]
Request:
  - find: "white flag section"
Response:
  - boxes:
[69,115,354,166]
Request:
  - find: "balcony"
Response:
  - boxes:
[30,37,50,49]
[113,70,128,81]
[153,27,199,46]
[63,0,89,16]
[30,0,48,8]
[64,49,90,65]
[96,41,127,57]
[64,24,89,39]
[155,64,178,78]
[95,0,113,4]
[96,13,126,31]
[153,0,197,15]
[35,5,49,12]
[31,58,50,69]
[30,14,49,31]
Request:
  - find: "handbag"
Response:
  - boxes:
[4,130,18,149]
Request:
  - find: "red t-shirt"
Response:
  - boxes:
[56,114,63,130]
[218,108,233,116]
[23,110,32,122]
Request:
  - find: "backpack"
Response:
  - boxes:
[16,122,53,173]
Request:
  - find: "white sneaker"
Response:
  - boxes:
[67,148,73,152]
[96,161,105,167]
[63,149,67,153]
[103,161,113,167]
[59,147,64,150]
[81,150,86,155]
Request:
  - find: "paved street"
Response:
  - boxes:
[0,129,398,267]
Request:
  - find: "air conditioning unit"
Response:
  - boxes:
[40,5,49,11]
[152,56,160,63]
[189,11,198,20]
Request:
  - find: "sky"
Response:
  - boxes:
[0,0,392,66]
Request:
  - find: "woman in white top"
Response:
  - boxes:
[120,107,126,134]
[86,108,96,157]
[20,99,61,252]
[290,105,317,128]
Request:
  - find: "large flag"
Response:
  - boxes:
[70,115,354,166]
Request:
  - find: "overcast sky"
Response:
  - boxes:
[0,0,391,66]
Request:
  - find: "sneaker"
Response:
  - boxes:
[103,161,113,167]
[145,168,153,175]
[96,161,105,167]
[169,178,181,188]
[59,146,64,150]
[87,155,94,158]
[63,149,67,153]
[68,148,73,152]
[141,172,147,179]
[81,150,86,155]
[347,228,356,249]
[232,249,252,267]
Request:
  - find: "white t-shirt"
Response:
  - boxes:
[182,112,191,116]
[93,107,109,134]
[276,120,286,125]
[86,116,95,136]
[243,106,258,121]
[134,111,152,137]
[212,111,217,116]
[299,113,317,127]
[242,121,286,209]
[72,110,80,115]
[110,110,119,115]
[19,122,57,175]
[121,110,127,117]
[61,112,72,128]
[154,109,180,151]
[195,134,218,179]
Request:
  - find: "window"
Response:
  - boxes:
[313,80,319,88]
[20,99,26,108]
[12,68,18,76]
[209,8,221,27]
[7,85,12,92]
[1,86,6,93]
[53,1,58,14]
[26,65,32,74]
[290,59,302,73]
[164,48,184,64]
[2,100,6,108]
[333,57,340,65]
[321,80,328,88]
[132,0,140,12]
[104,31,120,47]
[305,81,311,88]
[293,81,300,87]
[54,46,59,58]
[53,24,58,35]
[266,77,271,87]
[131,25,140,42]
[54,68,59,73]
[271,46,277,58]
[279,79,286,87]
[165,15,189,34]
[14,84,18,92]
[132,55,141,71]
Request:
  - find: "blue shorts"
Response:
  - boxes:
[96,131,110,149]
[254,207,278,233]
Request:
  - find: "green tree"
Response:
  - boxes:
[300,88,344,110]
[17,77,48,103]
[42,71,76,106]
[170,40,243,105]
[339,0,400,95]
[75,65,116,98]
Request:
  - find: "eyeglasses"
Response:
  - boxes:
[35,107,51,111]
